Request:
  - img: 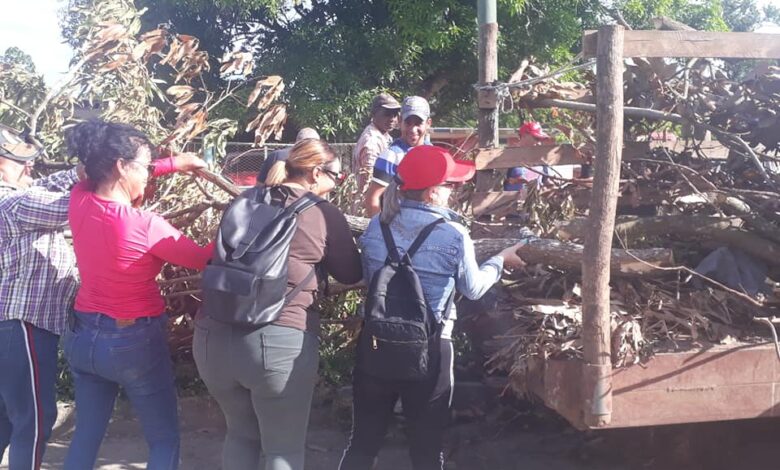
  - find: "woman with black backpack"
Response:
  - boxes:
[339,145,527,470]
[194,139,362,470]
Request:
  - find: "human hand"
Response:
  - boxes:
[498,242,527,269]
[172,152,208,173]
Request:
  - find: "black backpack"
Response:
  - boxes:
[201,186,323,326]
[356,218,455,381]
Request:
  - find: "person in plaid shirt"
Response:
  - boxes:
[0,124,84,470]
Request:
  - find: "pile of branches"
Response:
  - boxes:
[484,146,780,396]
[501,18,780,184]
[0,0,291,358]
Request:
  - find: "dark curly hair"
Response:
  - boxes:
[65,119,155,184]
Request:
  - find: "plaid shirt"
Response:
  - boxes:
[0,169,80,334]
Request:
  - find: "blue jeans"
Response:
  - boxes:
[62,311,180,470]
[0,319,59,470]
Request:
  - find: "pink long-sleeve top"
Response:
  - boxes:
[68,157,214,319]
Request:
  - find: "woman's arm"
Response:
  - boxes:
[454,228,527,300]
[455,231,505,300]
[147,215,214,270]
[321,204,363,284]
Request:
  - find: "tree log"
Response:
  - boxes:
[555,215,736,241]
[555,214,780,268]
[474,237,673,276]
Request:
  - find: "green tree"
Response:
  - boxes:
[128,0,776,140]
[0,47,47,130]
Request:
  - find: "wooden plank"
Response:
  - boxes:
[583,30,780,59]
[475,144,596,170]
[474,140,728,170]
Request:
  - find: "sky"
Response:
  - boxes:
[0,0,73,85]
[1,0,780,86]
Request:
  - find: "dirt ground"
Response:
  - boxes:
[4,393,780,470]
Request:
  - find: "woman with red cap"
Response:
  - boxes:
[340,146,527,470]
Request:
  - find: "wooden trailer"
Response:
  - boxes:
[474,10,780,429]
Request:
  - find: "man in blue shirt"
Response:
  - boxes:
[341,146,526,470]
[363,96,432,216]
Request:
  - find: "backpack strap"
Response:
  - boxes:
[233,190,323,260]
[232,187,273,259]
[379,218,445,264]
[406,218,446,258]
[283,266,317,307]
[381,218,457,328]
[279,193,325,306]
[379,222,401,263]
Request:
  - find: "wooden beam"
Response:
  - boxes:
[475,144,590,170]
[477,22,499,147]
[474,140,729,170]
[475,142,642,170]
[476,1,499,192]
[582,24,624,428]
[583,30,780,59]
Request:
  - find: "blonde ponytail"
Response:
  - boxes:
[380,180,402,225]
[264,160,288,185]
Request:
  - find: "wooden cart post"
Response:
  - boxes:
[581,25,625,428]
[476,0,500,192]
[477,0,498,149]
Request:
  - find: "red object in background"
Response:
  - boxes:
[227,171,259,186]
[518,121,550,140]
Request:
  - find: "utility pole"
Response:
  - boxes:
[476,0,499,190]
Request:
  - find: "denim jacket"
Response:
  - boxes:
[359,200,504,338]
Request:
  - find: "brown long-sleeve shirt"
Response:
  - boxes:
[267,185,362,332]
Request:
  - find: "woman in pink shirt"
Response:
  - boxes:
[62,120,212,470]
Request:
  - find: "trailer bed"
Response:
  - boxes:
[527,341,780,429]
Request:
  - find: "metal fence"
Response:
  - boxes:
[217,142,356,186]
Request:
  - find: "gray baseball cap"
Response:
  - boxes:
[401,96,430,122]
[0,125,42,163]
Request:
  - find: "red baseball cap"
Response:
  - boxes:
[518,121,549,139]
[397,145,475,190]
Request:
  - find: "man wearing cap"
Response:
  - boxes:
[340,146,526,470]
[352,94,400,194]
[363,96,432,216]
[0,124,84,469]
[256,127,320,184]
[503,121,551,191]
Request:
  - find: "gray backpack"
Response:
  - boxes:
[201,186,323,326]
